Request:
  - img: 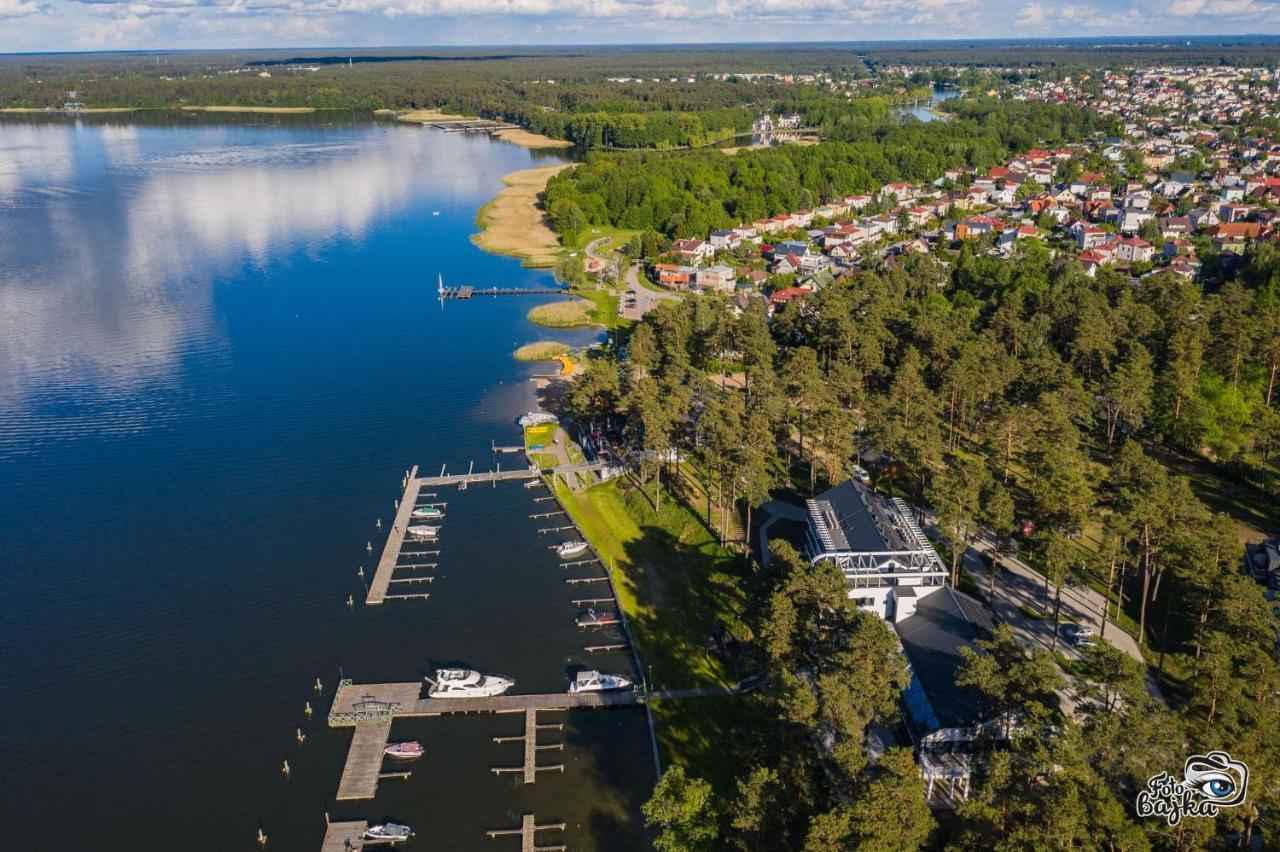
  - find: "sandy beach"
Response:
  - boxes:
[492,127,573,149]
[472,163,572,267]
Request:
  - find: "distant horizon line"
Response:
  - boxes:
[4,33,1280,60]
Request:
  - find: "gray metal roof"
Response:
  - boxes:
[894,589,993,730]
[806,479,912,554]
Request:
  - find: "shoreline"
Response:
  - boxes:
[180,105,316,114]
[396,109,571,150]
[471,163,572,268]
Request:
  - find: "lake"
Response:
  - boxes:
[0,114,652,851]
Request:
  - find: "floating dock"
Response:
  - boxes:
[329,680,640,727]
[491,709,564,783]
[367,465,422,605]
[336,721,392,800]
[321,820,368,852]
[486,814,566,852]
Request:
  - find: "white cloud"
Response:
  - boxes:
[0,0,49,17]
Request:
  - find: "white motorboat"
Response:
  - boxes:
[426,668,514,698]
[364,822,412,841]
[384,741,424,760]
[556,540,589,558]
[570,670,633,693]
[411,506,444,520]
[407,525,439,540]
[518,411,559,428]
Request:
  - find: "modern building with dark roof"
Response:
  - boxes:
[804,479,949,622]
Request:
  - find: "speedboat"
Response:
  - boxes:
[570,670,633,693]
[411,506,444,520]
[364,823,412,841]
[557,540,589,558]
[426,668,514,698]
[384,741,424,760]
[523,480,543,489]
[407,525,439,540]
[576,608,621,628]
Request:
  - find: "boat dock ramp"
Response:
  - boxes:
[439,285,569,299]
[430,120,521,133]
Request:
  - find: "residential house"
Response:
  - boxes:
[671,238,711,263]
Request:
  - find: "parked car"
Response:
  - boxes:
[1062,623,1095,647]
[852,464,871,485]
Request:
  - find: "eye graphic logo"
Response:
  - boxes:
[1136,752,1249,826]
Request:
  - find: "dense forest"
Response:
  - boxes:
[563,238,1280,849]
[542,100,1113,239]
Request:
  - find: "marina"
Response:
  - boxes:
[0,117,652,852]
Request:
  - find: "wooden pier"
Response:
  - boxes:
[336,721,392,800]
[440,286,568,299]
[486,814,567,852]
[329,680,641,727]
[366,465,422,605]
[491,709,564,783]
[321,820,368,852]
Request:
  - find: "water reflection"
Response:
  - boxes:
[0,120,466,419]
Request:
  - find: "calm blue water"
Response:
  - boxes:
[895,87,960,122]
[0,116,650,851]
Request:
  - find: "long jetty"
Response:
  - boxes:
[366,465,422,605]
[440,286,568,299]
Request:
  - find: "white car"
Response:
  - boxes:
[852,464,871,485]
[1063,624,1095,647]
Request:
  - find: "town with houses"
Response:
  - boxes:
[641,65,1280,312]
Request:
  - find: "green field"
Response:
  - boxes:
[524,422,557,449]
[553,477,748,689]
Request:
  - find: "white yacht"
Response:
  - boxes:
[411,506,444,520]
[556,540,589,558]
[364,823,412,841]
[569,670,633,694]
[426,668,514,698]
[407,525,439,540]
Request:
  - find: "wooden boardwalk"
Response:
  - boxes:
[418,468,539,487]
[329,680,640,727]
[367,465,421,605]
[321,820,368,852]
[336,721,392,800]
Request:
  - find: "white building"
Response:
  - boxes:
[804,480,949,622]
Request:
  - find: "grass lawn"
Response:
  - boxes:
[553,476,748,691]
[570,288,629,331]
[523,422,557,449]
[566,225,642,254]
[650,694,768,795]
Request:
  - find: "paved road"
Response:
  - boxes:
[919,509,1143,663]
[918,509,1164,706]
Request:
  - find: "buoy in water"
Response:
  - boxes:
[296,728,306,745]
[347,595,354,608]
[258,828,268,847]
[315,678,323,694]
[304,701,314,718]
[282,759,291,777]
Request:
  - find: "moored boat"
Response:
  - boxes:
[384,741,424,760]
[407,525,439,539]
[364,822,412,841]
[569,670,633,693]
[556,540,589,558]
[575,608,621,628]
[426,668,514,698]
[411,506,443,520]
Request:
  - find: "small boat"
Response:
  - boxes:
[432,211,440,216]
[384,741,424,760]
[576,608,621,628]
[426,668,515,698]
[407,525,439,540]
[364,823,412,841]
[557,540,589,558]
[570,670,633,693]
[411,506,444,520]
[523,480,543,489]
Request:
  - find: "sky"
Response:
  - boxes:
[0,0,1278,53]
